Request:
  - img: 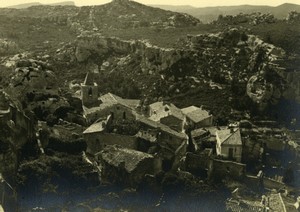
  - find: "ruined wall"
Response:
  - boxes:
[185,152,212,175]
[85,132,138,154]
[265,137,286,152]
[209,159,246,181]
[100,156,156,187]
[263,177,285,190]
[85,103,136,124]
[242,137,262,163]
[244,174,263,192]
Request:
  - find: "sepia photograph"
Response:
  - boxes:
[0,0,300,211]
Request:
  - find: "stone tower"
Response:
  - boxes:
[81,72,99,108]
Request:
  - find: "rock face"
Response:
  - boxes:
[0,91,34,181]
[215,13,276,25]
[70,29,300,111]
[74,31,194,74]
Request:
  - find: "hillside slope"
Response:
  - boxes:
[70,0,200,30]
[6,1,75,9]
[152,3,300,23]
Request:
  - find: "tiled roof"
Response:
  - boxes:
[181,106,211,123]
[181,106,199,114]
[149,102,184,121]
[99,145,153,173]
[83,120,106,134]
[98,93,139,110]
[136,114,187,140]
[191,128,208,138]
[216,128,242,146]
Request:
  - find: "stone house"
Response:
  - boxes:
[181,106,213,129]
[83,117,138,154]
[96,145,162,187]
[136,115,188,170]
[216,128,242,162]
[83,92,140,124]
[149,101,185,132]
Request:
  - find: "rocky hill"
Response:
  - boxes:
[69,0,200,30]
[6,1,75,9]
[45,28,299,125]
[153,3,300,23]
[0,1,299,125]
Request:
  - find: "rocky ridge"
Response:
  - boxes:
[57,28,300,113]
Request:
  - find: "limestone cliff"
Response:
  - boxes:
[70,29,300,111]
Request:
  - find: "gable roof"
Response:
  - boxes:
[216,128,242,146]
[191,128,208,138]
[181,106,199,114]
[83,120,106,134]
[149,102,184,121]
[98,145,153,173]
[98,93,139,110]
[136,114,186,140]
[181,106,211,123]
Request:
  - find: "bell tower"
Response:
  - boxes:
[81,72,99,108]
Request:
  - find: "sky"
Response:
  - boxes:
[1,0,300,8]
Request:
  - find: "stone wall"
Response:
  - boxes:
[85,132,138,154]
[209,159,246,181]
[194,116,213,129]
[263,177,285,190]
[185,151,212,176]
[85,103,136,124]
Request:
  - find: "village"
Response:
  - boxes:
[79,71,300,211]
[0,1,300,210]
[0,60,298,211]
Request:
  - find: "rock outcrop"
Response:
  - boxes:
[0,39,19,56]
[71,29,300,112]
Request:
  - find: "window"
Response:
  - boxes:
[88,87,93,97]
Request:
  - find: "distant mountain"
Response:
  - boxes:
[0,0,200,31]
[151,3,300,23]
[6,2,42,9]
[6,1,75,9]
[49,1,75,6]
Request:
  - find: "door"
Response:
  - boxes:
[228,148,234,159]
